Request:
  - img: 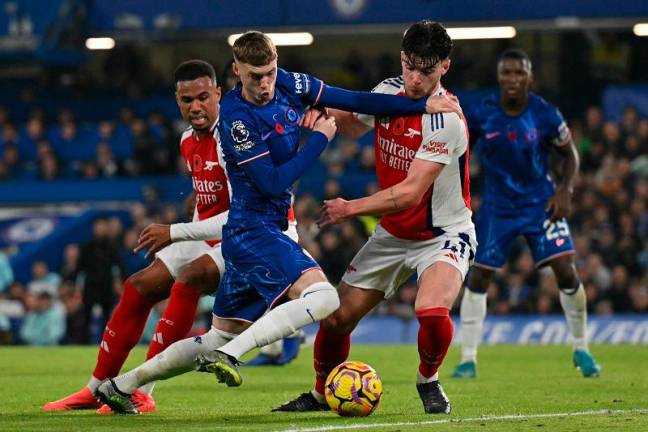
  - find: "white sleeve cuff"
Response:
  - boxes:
[170,210,229,242]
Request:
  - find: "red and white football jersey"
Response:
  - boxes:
[180,124,231,246]
[357,77,473,240]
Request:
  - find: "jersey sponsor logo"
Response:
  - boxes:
[192,177,224,193]
[485,131,501,139]
[292,72,310,95]
[422,141,449,155]
[204,161,219,171]
[345,264,357,273]
[275,122,285,134]
[231,120,250,143]
[378,135,415,171]
[404,127,421,138]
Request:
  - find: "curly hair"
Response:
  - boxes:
[402,21,452,69]
[174,60,216,89]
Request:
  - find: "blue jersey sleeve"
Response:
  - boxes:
[543,102,571,147]
[279,68,427,115]
[466,103,483,147]
[317,85,427,116]
[277,68,324,107]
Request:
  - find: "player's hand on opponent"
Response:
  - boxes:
[133,224,172,258]
[425,94,463,118]
[313,114,337,142]
[546,187,572,222]
[300,107,328,129]
[318,198,350,227]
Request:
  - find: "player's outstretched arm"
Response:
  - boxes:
[133,210,229,258]
[317,85,462,118]
[318,157,444,227]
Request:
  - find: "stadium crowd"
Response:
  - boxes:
[0,94,646,346]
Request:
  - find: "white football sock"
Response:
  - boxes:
[259,339,283,357]
[219,282,339,360]
[138,381,155,395]
[112,326,234,394]
[86,376,102,393]
[559,283,588,351]
[459,288,487,363]
[416,370,439,384]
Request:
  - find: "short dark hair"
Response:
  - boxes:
[402,21,452,68]
[498,49,532,69]
[232,31,277,66]
[174,60,216,89]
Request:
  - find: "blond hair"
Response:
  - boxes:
[232,31,277,66]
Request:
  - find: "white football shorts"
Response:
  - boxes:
[341,224,476,299]
[156,222,299,280]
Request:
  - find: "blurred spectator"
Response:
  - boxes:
[27,260,61,298]
[78,218,124,343]
[60,287,86,345]
[0,250,14,293]
[19,292,65,345]
[121,228,149,275]
[60,244,80,284]
[38,154,60,181]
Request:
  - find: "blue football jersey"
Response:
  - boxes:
[218,68,324,225]
[471,92,571,209]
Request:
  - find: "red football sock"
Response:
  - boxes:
[416,307,453,379]
[93,280,155,380]
[314,322,350,395]
[145,281,201,359]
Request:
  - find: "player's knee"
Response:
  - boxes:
[554,268,579,291]
[322,308,357,335]
[469,267,494,293]
[301,282,340,322]
[127,274,158,301]
[177,264,219,296]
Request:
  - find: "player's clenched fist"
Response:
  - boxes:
[300,107,327,129]
[313,115,337,141]
[318,197,350,227]
[425,94,463,118]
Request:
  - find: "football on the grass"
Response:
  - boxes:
[324,361,383,417]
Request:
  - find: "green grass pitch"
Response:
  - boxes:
[1,344,647,431]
